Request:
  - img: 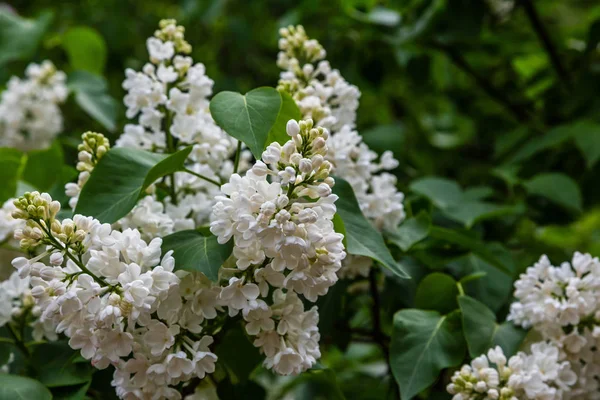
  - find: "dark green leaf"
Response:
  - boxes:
[361,123,405,157]
[390,310,465,400]
[410,177,463,209]
[414,273,458,314]
[504,124,573,165]
[62,26,107,75]
[51,381,91,400]
[333,177,409,278]
[266,91,301,145]
[0,374,52,400]
[386,211,431,252]
[573,122,600,168]
[0,10,53,66]
[75,146,192,223]
[0,148,26,203]
[31,342,94,387]
[429,227,512,275]
[210,87,282,158]
[68,71,118,132]
[216,323,262,383]
[161,230,233,281]
[523,173,582,212]
[21,141,64,191]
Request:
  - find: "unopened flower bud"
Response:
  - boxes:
[286,120,300,137]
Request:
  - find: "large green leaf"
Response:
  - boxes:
[210,87,283,158]
[414,273,459,314]
[75,146,192,223]
[459,295,527,357]
[31,342,94,387]
[523,173,582,213]
[0,10,53,66]
[21,141,64,191]
[67,71,118,132]
[573,122,600,168]
[62,26,107,75]
[332,177,409,278]
[390,309,465,400]
[266,91,301,145]
[386,211,431,252]
[0,148,26,203]
[161,230,233,281]
[0,374,52,400]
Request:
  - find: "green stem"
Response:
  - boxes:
[233,140,242,174]
[164,108,179,205]
[182,168,221,187]
[0,337,15,345]
[6,323,30,358]
[36,221,110,287]
[457,282,465,296]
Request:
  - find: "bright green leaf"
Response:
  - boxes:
[333,177,409,278]
[266,91,301,145]
[0,148,26,203]
[161,230,233,281]
[0,374,52,400]
[68,71,118,132]
[390,309,465,400]
[414,272,458,314]
[210,87,282,158]
[523,173,582,212]
[387,211,431,252]
[62,26,107,75]
[0,10,53,66]
[75,146,192,223]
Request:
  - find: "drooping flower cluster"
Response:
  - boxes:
[276,26,404,278]
[508,252,600,398]
[10,191,220,399]
[211,118,346,375]
[118,19,247,227]
[447,344,576,400]
[0,61,68,151]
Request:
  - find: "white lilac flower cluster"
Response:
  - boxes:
[9,192,220,399]
[0,199,24,244]
[0,270,57,342]
[118,19,247,228]
[447,344,576,400]
[277,26,404,279]
[210,118,346,375]
[0,61,68,151]
[508,252,600,398]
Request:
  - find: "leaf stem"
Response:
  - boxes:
[0,337,15,345]
[233,140,242,174]
[182,168,221,187]
[6,322,30,358]
[519,0,572,90]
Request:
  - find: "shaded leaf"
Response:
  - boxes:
[0,148,26,203]
[0,10,52,66]
[75,146,192,223]
[0,374,52,400]
[414,272,458,314]
[161,230,233,281]
[333,177,409,278]
[21,141,64,191]
[68,71,118,132]
[386,211,431,252]
[523,173,582,212]
[31,342,94,387]
[216,323,262,384]
[390,309,465,400]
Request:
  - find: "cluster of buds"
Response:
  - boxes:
[154,19,192,55]
[277,25,326,72]
[12,192,61,250]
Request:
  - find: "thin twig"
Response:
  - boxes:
[182,168,221,187]
[519,0,572,90]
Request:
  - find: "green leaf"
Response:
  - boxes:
[0,374,52,400]
[444,201,523,228]
[414,273,459,314]
[31,342,94,387]
[266,91,301,145]
[429,227,512,275]
[523,173,582,212]
[387,211,431,252]
[161,230,233,281]
[21,141,64,191]
[210,87,282,158]
[332,213,348,248]
[390,309,465,400]
[0,10,53,66]
[573,122,600,168]
[348,6,401,27]
[51,381,91,400]
[75,146,192,223]
[216,323,262,383]
[332,177,409,278]
[410,177,463,209]
[62,26,107,75]
[504,124,573,164]
[361,123,405,158]
[0,148,26,203]
[459,296,527,357]
[68,71,118,132]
